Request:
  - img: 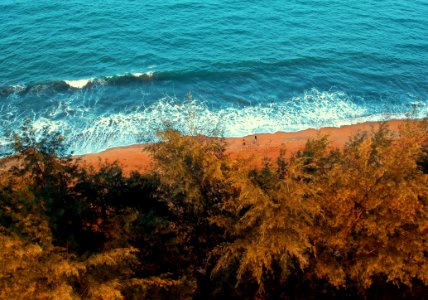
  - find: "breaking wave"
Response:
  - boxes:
[1,88,425,156]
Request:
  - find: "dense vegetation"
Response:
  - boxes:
[0,120,427,299]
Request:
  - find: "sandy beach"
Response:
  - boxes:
[79,119,407,175]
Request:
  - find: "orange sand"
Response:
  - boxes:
[79,120,406,175]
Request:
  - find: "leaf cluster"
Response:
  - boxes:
[1,120,427,299]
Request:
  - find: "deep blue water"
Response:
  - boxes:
[1,0,427,154]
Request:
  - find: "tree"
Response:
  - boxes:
[1,125,198,299]
[211,145,321,297]
[311,122,428,292]
[147,129,232,297]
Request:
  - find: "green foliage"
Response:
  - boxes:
[0,229,79,299]
[212,143,322,295]
[209,122,428,298]
[1,120,428,299]
[310,122,428,290]
[148,129,228,209]
[1,125,197,299]
[147,129,233,296]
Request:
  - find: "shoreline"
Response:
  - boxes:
[79,119,409,175]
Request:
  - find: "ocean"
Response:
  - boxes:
[1,0,427,154]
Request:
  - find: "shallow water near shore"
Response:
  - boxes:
[1,0,427,154]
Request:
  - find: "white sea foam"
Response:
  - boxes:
[64,71,156,84]
[64,78,93,89]
[2,89,426,156]
[132,71,154,78]
[11,84,25,92]
[31,118,68,132]
[58,90,419,154]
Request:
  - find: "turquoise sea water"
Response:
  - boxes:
[1,0,427,154]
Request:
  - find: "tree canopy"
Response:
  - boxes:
[1,120,427,299]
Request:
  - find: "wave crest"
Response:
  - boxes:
[1,88,426,156]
